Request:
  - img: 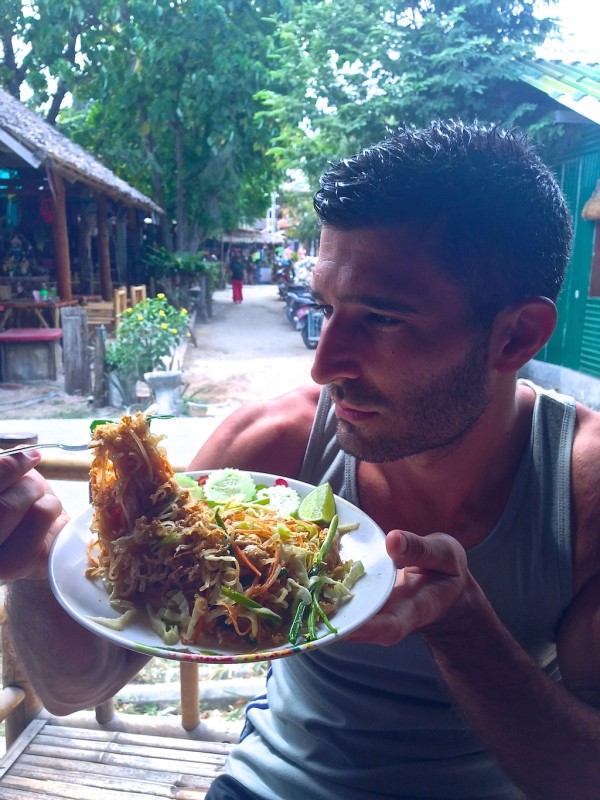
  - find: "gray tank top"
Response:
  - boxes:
[227,382,575,799]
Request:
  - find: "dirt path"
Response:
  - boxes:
[183,283,316,411]
[0,283,317,420]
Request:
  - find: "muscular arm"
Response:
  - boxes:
[188,384,319,474]
[352,528,600,800]
[8,580,150,715]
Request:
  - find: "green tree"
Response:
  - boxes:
[60,0,284,251]
[0,0,285,251]
[0,0,115,123]
[257,0,560,185]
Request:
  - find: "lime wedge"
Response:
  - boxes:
[298,482,336,524]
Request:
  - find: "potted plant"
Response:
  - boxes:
[105,293,190,407]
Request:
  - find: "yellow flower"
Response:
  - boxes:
[157,292,165,299]
[126,307,133,314]
[180,308,188,315]
[171,328,178,335]
[186,332,192,338]
[158,309,166,317]
[161,323,168,330]
[137,314,143,321]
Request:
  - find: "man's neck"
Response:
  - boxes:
[356,380,537,549]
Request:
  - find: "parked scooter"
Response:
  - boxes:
[295,304,324,349]
[285,286,314,326]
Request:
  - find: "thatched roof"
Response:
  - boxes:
[0,88,162,214]
[583,180,600,221]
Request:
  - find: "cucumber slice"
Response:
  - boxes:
[174,473,205,501]
[203,468,257,503]
[256,485,301,518]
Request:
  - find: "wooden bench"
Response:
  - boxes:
[0,327,62,382]
[0,715,233,799]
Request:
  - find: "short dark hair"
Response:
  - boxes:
[313,119,572,323]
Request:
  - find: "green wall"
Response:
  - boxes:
[537,129,600,377]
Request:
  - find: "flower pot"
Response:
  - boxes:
[107,370,138,407]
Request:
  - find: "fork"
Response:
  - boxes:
[0,442,93,457]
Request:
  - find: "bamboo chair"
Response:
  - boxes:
[129,284,147,307]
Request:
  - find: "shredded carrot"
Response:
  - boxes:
[233,544,262,578]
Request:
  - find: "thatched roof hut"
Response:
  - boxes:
[0,88,162,301]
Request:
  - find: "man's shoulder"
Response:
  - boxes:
[569,402,600,589]
[188,384,322,477]
[573,400,600,468]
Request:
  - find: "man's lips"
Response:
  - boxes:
[334,402,378,423]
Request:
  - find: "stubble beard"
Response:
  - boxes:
[331,337,492,463]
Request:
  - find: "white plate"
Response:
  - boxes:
[49,471,396,664]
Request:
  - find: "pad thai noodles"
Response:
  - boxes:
[86,413,364,648]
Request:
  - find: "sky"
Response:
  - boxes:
[536,0,599,60]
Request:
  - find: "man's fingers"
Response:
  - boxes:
[0,451,42,492]
[345,531,471,647]
[386,530,467,576]
[0,473,47,546]
[0,493,64,580]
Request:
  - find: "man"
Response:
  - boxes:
[4,120,600,799]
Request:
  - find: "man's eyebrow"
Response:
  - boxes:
[311,289,419,314]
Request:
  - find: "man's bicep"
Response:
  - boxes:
[188,390,317,477]
[556,574,600,707]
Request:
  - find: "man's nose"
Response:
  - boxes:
[311,314,361,385]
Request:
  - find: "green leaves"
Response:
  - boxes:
[105,293,190,380]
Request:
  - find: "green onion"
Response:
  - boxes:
[289,515,340,645]
[316,515,339,565]
[288,598,308,645]
[220,587,282,625]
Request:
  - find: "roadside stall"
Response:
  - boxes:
[0,88,162,313]
[221,228,286,284]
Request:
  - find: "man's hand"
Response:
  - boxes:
[0,451,66,581]
[347,530,471,646]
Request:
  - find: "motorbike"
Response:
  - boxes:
[295,303,324,350]
[285,286,314,326]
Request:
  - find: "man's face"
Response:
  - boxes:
[310,225,493,463]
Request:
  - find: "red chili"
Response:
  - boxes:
[274,478,288,487]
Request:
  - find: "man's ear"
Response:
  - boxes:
[490,297,557,374]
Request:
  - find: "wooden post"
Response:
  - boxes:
[92,325,107,407]
[61,306,91,395]
[195,275,209,323]
[95,699,115,725]
[96,193,112,301]
[47,166,73,302]
[180,662,200,731]
[77,204,96,296]
[115,207,128,286]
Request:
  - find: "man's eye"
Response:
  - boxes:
[368,313,400,327]
[316,304,333,318]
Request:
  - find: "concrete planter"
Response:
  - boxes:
[144,369,183,415]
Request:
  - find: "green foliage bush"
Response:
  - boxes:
[143,247,220,308]
[105,293,190,381]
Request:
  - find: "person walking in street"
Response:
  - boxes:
[229,249,245,303]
